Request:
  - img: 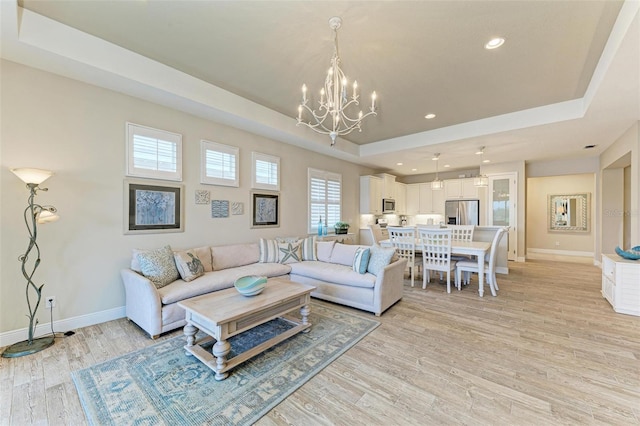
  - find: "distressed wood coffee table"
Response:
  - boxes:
[178,278,315,381]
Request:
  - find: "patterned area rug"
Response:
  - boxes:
[71,302,379,425]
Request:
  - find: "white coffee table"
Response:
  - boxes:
[178,278,315,380]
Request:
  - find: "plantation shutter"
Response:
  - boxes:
[200,140,239,187]
[308,168,342,233]
[126,123,182,181]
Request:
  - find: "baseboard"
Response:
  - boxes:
[527,248,594,257]
[0,306,126,348]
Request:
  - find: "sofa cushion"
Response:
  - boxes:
[367,245,396,276]
[158,262,292,305]
[352,247,371,274]
[174,250,205,282]
[316,240,335,262]
[190,246,213,272]
[300,236,317,261]
[289,261,375,289]
[136,245,180,289]
[278,241,302,264]
[212,243,260,270]
[330,243,361,267]
[259,238,279,263]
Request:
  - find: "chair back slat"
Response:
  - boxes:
[417,227,453,271]
[388,226,416,262]
[447,225,475,242]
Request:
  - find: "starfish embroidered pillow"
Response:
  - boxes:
[278,241,302,264]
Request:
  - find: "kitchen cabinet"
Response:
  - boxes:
[445,178,480,199]
[375,173,397,199]
[601,253,640,316]
[406,184,419,215]
[360,175,382,214]
[394,182,406,214]
[418,183,445,214]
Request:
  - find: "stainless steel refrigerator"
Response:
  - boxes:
[445,200,479,225]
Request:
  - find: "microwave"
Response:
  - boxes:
[382,198,396,213]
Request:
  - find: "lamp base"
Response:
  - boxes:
[1,335,55,358]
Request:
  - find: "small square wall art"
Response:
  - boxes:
[211,200,229,218]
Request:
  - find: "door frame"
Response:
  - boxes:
[488,172,518,261]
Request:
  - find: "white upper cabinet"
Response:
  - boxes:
[375,173,397,199]
[406,184,420,215]
[445,178,482,199]
[360,175,383,214]
[394,182,407,214]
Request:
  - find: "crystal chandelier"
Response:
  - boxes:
[297,17,377,146]
[474,146,489,187]
[431,154,443,190]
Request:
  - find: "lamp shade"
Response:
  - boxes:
[37,209,59,224]
[474,175,489,187]
[431,179,444,190]
[11,168,53,185]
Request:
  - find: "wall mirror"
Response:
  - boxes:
[548,193,590,232]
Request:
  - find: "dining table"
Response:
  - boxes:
[379,239,493,297]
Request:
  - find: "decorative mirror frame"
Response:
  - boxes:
[548,193,590,232]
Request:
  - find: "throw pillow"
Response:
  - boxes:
[136,245,179,288]
[259,238,279,263]
[301,236,317,261]
[367,244,396,276]
[316,240,336,262]
[330,243,361,267]
[174,250,205,282]
[352,247,371,274]
[278,241,302,264]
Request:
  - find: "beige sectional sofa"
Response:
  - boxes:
[121,239,407,338]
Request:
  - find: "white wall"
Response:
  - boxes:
[526,174,596,256]
[0,60,373,338]
[599,122,639,259]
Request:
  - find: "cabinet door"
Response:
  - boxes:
[431,188,445,214]
[383,174,396,199]
[395,182,406,214]
[461,179,478,198]
[406,184,420,215]
[444,179,462,198]
[360,176,382,214]
[418,183,432,213]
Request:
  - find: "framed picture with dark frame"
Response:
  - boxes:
[124,180,184,234]
[251,191,279,228]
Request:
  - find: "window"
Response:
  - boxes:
[308,168,342,233]
[200,140,239,187]
[252,152,280,191]
[126,123,182,181]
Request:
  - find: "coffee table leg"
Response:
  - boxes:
[301,304,311,333]
[183,323,198,356]
[212,339,231,381]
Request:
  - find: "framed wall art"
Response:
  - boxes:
[251,192,279,228]
[124,180,184,234]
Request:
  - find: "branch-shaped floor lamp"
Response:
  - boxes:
[2,168,59,358]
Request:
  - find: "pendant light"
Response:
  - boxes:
[431,153,443,190]
[474,147,489,187]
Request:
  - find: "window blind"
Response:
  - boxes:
[308,169,342,232]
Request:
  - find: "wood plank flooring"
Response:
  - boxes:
[1,259,639,425]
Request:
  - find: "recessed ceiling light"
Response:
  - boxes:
[396,162,403,166]
[444,164,450,168]
[584,144,597,149]
[485,37,505,50]
[483,159,490,163]
[425,113,436,119]
[411,168,417,172]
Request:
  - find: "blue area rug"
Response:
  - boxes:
[71,302,379,425]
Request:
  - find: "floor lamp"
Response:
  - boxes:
[2,168,59,358]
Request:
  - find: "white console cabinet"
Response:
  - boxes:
[601,253,640,316]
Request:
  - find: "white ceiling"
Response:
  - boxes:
[2,1,639,177]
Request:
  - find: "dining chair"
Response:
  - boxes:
[388,226,420,287]
[417,227,458,293]
[455,227,507,296]
[447,224,476,282]
[368,224,386,244]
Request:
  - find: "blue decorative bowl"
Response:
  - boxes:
[615,246,640,260]
[234,275,267,296]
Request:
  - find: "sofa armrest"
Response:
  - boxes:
[120,269,163,337]
[372,258,407,316]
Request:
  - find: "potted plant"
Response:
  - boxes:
[334,221,350,234]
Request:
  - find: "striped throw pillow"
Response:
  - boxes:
[301,236,317,261]
[352,247,371,274]
[259,238,279,263]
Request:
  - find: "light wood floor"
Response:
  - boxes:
[2,259,639,425]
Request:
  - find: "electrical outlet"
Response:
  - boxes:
[46,296,56,309]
